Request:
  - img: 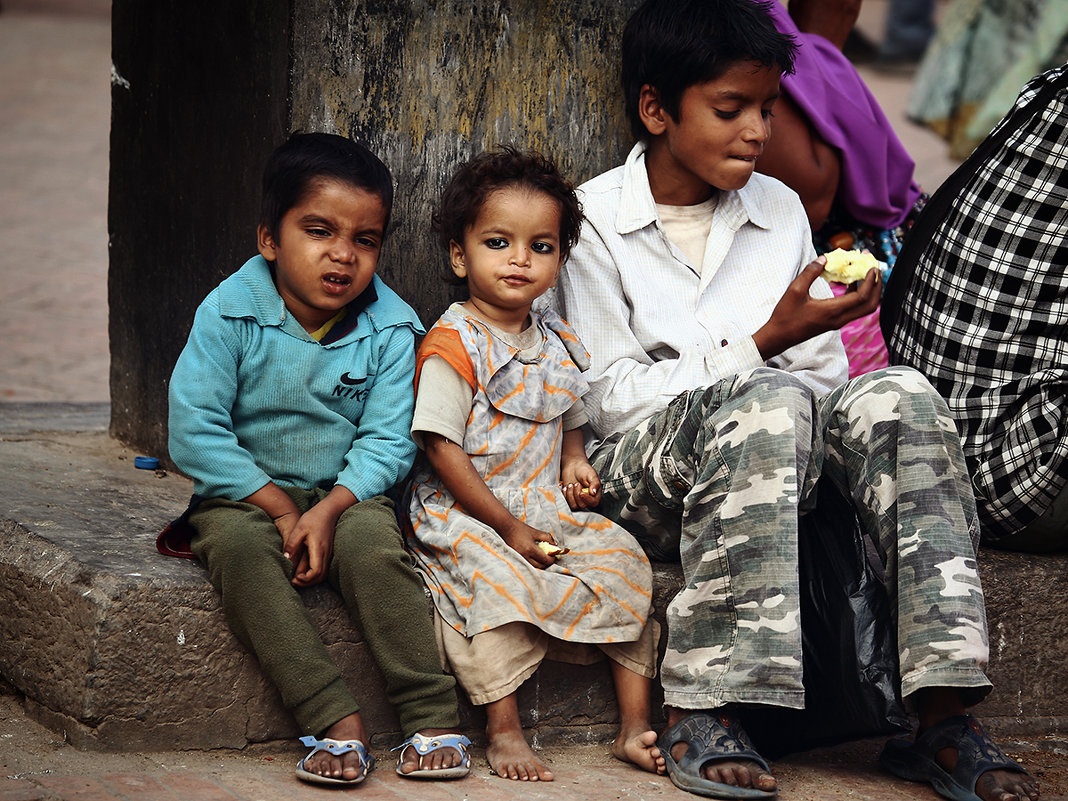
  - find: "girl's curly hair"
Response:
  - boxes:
[433,146,584,284]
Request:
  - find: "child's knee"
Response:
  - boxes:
[845,365,947,425]
[733,367,816,409]
[333,495,406,562]
[714,368,818,438]
[190,501,281,564]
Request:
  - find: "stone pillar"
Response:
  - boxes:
[108,0,290,452]
[108,0,639,457]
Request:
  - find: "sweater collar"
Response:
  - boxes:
[217,256,424,343]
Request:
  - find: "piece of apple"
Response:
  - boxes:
[537,541,570,556]
[821,248,880,284]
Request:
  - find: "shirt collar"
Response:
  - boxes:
[319,281,377,344]
[615,140,773,235]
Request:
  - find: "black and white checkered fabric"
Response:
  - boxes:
[887,64,1068,540]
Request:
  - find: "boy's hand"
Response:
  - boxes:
[283,504,337,587]
[281,486,357,587]
[499,519,559,570]
[753,257,880,360]
[561,461,602,510]
[271,510,300,543]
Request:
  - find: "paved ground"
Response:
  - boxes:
[2,690,1067,801]
[0,3,110,403]
[4,2,1067,801]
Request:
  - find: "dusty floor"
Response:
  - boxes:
[3,690,1067,800]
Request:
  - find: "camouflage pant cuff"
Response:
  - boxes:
[900,667,993,709]
[661,688,806,711]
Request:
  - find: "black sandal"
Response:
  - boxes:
[880,714,1033,801]
[658,711,776,799]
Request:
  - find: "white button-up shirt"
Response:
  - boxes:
[555,141,848,439]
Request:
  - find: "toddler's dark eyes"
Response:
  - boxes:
[486,238,508,249]
[532,242,554,254]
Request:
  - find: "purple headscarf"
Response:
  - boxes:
[766,2,921,228]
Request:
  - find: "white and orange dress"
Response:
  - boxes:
[407,304,655,704]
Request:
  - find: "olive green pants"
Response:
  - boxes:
[189,488,459,737]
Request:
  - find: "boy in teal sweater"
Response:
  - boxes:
[168,133,468,786]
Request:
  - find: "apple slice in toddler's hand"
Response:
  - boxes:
[537,541,570,557]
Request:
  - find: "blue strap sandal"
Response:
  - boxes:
[392,732,472,779]
[880,714,1033,801]
[658,712,777,799]
[295,735,375,785]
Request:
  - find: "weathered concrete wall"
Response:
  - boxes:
[108,0,639,456]
[288,0,641,324]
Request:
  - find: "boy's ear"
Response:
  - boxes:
[638,84,670,137]
[257,223,279,261]
[449,240,467,279]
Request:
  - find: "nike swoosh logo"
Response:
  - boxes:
[339,373,367,385]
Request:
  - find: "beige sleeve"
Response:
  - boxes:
[562,396,588,430]
[411,355,473,449]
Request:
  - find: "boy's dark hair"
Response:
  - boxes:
[260,132,394,240]
[622,0,797,141]
[433,146,584,285]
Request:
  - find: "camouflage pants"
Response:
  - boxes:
[591,366,991,711]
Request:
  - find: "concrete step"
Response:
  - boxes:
[0,402,1065,755]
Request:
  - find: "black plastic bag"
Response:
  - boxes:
[743,479,910,756]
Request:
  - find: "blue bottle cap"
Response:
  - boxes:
[134,456,160,470]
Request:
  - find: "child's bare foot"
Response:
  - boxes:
[396,728,470,778]
[487,729,555,781]
[300,713,370,782]
[612,727,666,775]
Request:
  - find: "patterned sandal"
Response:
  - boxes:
[295,735,375,785]
[880,714,1033,801]
[392,732,472,779]
[658,711,777,799]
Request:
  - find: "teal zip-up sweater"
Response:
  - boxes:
[168,256,425,502]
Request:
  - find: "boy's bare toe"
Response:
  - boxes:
[396,730,471,778]
[975,769,1040,801]
[684,752,776,792]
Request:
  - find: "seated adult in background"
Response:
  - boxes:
[883,64,1068,554]
[759,0,927,377]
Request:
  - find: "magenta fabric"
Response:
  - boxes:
[766,2,922,229]
[829,281,890,377]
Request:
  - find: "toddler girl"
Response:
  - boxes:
[407,147,665,782]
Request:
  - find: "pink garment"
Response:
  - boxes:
[830,282,890,377]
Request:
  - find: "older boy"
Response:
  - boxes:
[556,2,1038,800]
[168,133,468,786]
